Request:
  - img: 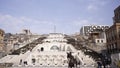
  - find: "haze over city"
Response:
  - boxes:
[0,0,120,34]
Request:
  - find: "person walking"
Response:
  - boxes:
[19,59,22,65]
[97,61,102,68]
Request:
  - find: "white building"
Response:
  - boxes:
[19,29,32,35]
[94,32,106,44]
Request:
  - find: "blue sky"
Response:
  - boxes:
[0,0,120,34]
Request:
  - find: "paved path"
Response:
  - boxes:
[6,66,67,68]
[5,65,96,68]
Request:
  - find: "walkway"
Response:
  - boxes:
[6,65,95,68]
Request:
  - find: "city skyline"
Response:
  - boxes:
[0,0,120,34]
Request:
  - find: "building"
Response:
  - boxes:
[106,23,120,53]
[0,29,5,58]
[90,29,107,44]
[106,6,120,53]
[113,5,120,23]
[106,5,120,68]
[0,29,4,51]
[80,25,109,54]
[4,32,33,54]
[20,29,32,35]
[80,25,109,36]
[80,25,109,44]
[95,38,106,44]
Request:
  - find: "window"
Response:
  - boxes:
[97,40,99,43]
[115,43,117,50]
[118,27,120,39]
[101,40,103,43]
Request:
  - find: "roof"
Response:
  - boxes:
[114,5,120,12]
[0,29,4,33]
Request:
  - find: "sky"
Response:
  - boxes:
[0,0,120,34]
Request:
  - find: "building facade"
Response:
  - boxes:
[106,6,120,53]
[106,5,120,68]
[20,29,32,35]
[80,25,109,44]
[80,25,109,36]
[106,23,120,53]
[0,29,5,58]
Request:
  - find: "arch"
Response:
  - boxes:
[50,45,59,51]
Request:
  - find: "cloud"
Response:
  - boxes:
[73,19,99,27]
[0,14,54,33]
[87,0,109,11]
[87,4,97,10]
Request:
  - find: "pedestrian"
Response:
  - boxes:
[24,61,28,65]
[19,59,22,65]
[68,58,74,68]
[73,58,77,68]
[97,61,102,68]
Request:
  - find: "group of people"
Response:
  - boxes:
[67,52,80,68]
[97,58,110,68]
[19,59,28,65]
